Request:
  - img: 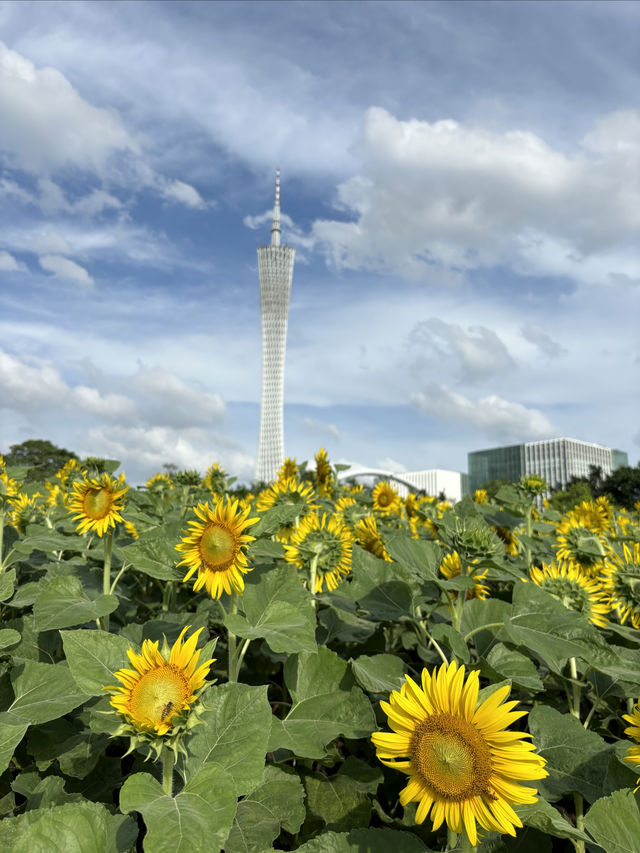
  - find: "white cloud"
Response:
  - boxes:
[39,254,93,286]
[411,383,555,441]
[129,366,226,428]
[0,250,26,272]
[377,456,407,473]
[520,323,567,358]
[0,41,139,174]
[407,318,514,383]
[310,107,640,285]
[32,227,73,256]
[299,416,341,441]
[163,179,207,209]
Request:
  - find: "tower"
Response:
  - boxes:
[256,168,295,483]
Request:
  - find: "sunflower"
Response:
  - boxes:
[622,701,640,790]
[8,493,42,534]
[124,520,139,540]
[277,457,298,480]
[0,457,20,505]
[555,520,605,574]
[372,481,401,515]
[314,447,334,497]
[528,561,609,628]
[107,626,214,738]
[601,542,640,629]
[567,498,612,535]
[176,499,259,599]
[256,476,318,542]
[284,512,353,593]
[473,489,488,504]
[493,526,520,557]
[440,551,489,601]
[204,462,227,494]
[371,661,547,846]
[354,515,392,561]
[145,472,174,493]
[69,473,128,537]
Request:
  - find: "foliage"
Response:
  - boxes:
[3,440,78,483]
[0,452,639,852]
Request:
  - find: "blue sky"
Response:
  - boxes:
[0,0,638,484]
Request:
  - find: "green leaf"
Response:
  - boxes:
[0,799,137,853]
[0,568,16,602]
[351,654,405,694]
[224,765,305,853]
[528,705,610,803]
[460,597,511,657]
[34,576,118,631]
[384,535,440,580]
[249,538,285,559]
[295,827,430,852]
[224,563,316,654]
[185,682,272,796]
[481,643,544,692]
[319,604,376,644]
[251,503,303,538]
[23,776,85,810]
[583,788,640,853]
[8,661,89,725]
[14,526,82,555]
[516,798,590,841]
[0,628,20,650]
[120,526,182,580]
[345,547,416,621]
[430,623,470,664]
[305,757,383,833]
[61,629,132,696]
[504,583,615,674]
[269,646,375,758]
[120,765,237,853]
[0,712,28,774]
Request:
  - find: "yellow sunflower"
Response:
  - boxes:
[555,520,605,574]
[473,489,488,505]
[204,462,227,494]
[622,701,640,790]
[493,526,520,557]
[175,499,259,599]
[601,542,640,629]
[256,476,318,542]
[284,512,353,593]
[440,551,489,601]
[372,661,547,846]
[372,481,401,515]
[567,498,612,535]
[354,515,392,561]
[528,561,609,628]
[277,457,298,480]
[69,473,128,537]
[107,626,214,736]
[8,493,43,534]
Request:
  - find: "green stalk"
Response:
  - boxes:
[0,505,5,573]
[161,746,174,797]
[227,592,238,682]
[568,656,585,853]
[162,581,176,612]
[309,552,319,608]
[99,532,113,631]
[524,506,533,569]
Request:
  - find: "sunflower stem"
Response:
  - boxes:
[162,581,176,612]
[309,552,318,608]
[233,638,251,679]
[572,793,585,853]
[227,593,238,682]
[0,505,5,573]
[110,561,130,595]
[463,622,504,643]
[569,656,581,720]
[99,532,113,632]
[161,746,174,797]
[524,506,533,569]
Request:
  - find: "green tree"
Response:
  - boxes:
[598,464,640,510]
[548,479,593,514]
[4,439,78,483]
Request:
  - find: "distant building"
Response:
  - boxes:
[338,467,468,502]
[256,169,295,484]
[468,438,628,494]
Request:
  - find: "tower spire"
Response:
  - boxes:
[270,167,281,247]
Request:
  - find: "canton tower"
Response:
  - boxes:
[256,168,295,483]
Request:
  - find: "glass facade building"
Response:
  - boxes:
[468,438,628,494]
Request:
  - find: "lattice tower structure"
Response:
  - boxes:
[256,169,295,483]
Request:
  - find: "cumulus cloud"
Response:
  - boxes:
[520,323,567,358]
[39,254,93,286]
[407,318,514,383]
[0,41,139,174]
[129,366,225,428]
[0,250,26,272]
[300,416,341,441]
[377,456,407,473]
[310,106,640,285]
[411,383,554,441]
[163,179,207,209]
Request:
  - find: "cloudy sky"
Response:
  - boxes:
[0,0,638,485]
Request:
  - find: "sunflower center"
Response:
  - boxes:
[83,488,112,520]
[378,493,391,506]
[200,523,236,570]
[411,713,493,801]
[129,665,188,727]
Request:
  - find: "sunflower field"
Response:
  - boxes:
[1,451,640,853]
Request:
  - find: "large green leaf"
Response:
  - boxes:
[583,788,640,853]
[8,661,89,725]
[14,525,84,555]
[504,583,615,674]
[460,597,511,658]
[351,654,405,694]
[305,756,383,833]
[61,629,133,695]
[344,547,416,621]
[269,646,375,758]
[0,568,16,602]
[295,827,430,852]
[185,682,272,796]
[0,628,20,650]
[481,643,544,692]
[0,799,137,853]
[224,765,306,853]
[528,705,610,803]
[250,503,303,538]
[119,765,237,853]
[224,563,316,654]
[0,712,28,774]
[120,526,182,580]
[34,576,118,631]
[384,535,440,580]
[516,798,589,841]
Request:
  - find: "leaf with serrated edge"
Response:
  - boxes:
[583,788,640,853]
[61,629,132,695]
[8,661,89,725]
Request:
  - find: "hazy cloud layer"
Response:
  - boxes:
[520,323,568,358]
